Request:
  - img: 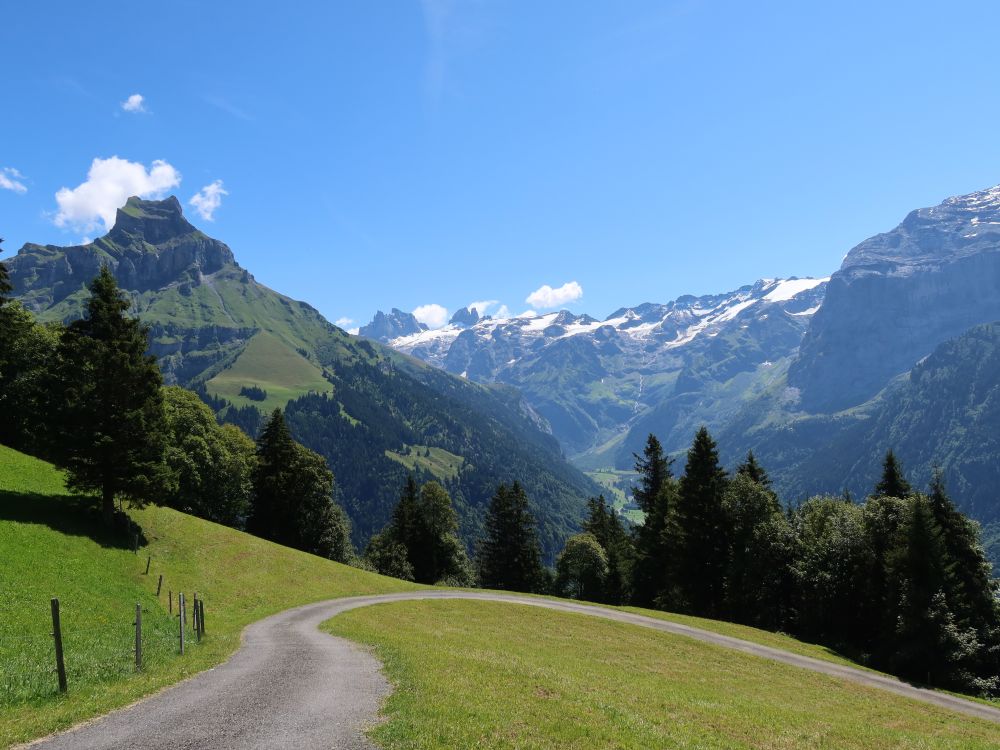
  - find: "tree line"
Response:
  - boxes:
[555,430,1000,695]
[0,263,352,561]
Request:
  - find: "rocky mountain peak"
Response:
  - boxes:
[450,306,481,327]
[359,308,428,341]
[108,196,198,246]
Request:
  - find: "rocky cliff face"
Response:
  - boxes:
[789,186,1000,412]
[9,197,236,315]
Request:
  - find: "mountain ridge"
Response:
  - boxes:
[4,196,599,558]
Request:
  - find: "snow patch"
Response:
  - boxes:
[763,277,828,302]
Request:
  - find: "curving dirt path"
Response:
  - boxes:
[23,591,1000,749]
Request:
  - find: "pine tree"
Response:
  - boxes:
[736,450,771,490]
[51,267,168,524]
[875,450,912,498]
[630,434,675,607]
[477,482,546,593]
[674,427,729,617]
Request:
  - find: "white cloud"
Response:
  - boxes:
[335,317,356,329]
[189,180,228,221]
[467,299,498,316]
[0,167,27,194]
[54,157,182,233]
[412,303,449,328]
[121,94,147,113]
[525,281,583,309]
[494,304,512,319]
[347,327,360,336]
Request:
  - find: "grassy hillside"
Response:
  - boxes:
[0,445,419,748]
[205,330,333,410]
[327,600,1000,749]
[384,445,465,481]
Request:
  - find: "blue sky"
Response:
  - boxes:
[3,1,1000,329]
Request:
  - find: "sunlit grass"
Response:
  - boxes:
[326,599,1000,749]
[0,445,419,748]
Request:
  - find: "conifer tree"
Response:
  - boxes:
[889,495,978,686]
[582,495,633,604]
[51,267,168,524]
[0,251,11,302]
[477,482,546,593]
[674,427,729,617]
[736,450,771,490]
[630,434,675,606]
[248,409,300,543]
[927,470,999,634]
[248,408,352,562]
[875,450,912,498]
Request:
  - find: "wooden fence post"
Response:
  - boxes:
[50,598,67,693]
[199,599,205,636]
[178,593,185,655]
[168,590,172,614]
[134,603,142,672]
[156,574,163,597]
[144,556,151,575]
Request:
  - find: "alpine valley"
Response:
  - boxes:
[363,185,1000,559]
[4,196,599,559]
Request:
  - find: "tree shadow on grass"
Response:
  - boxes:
[0,490,147,551]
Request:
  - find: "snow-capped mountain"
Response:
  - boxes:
[363,277,828,456]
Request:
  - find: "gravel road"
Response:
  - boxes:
[23,591,1000,749]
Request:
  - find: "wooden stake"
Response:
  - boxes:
[156,574,163,597]
[50,598,67,693]
[144,556,151,575]
[134,603,142,672]
[179,593,185,655]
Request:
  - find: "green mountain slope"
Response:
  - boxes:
[5,196,598,557]
[720,322,1000,533]
[0,444,418,748]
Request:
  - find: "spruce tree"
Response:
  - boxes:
[477,482,546,593]
[630,434,675,607]
[51,267,167,524]
[889,495,978,686]
[875,450,912,498]
[927,471,999,635]
[248,408,353,561]
[248,409,300,544]
[0,252,11,302]
[675,427,729,617]
[736,450,771,490]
